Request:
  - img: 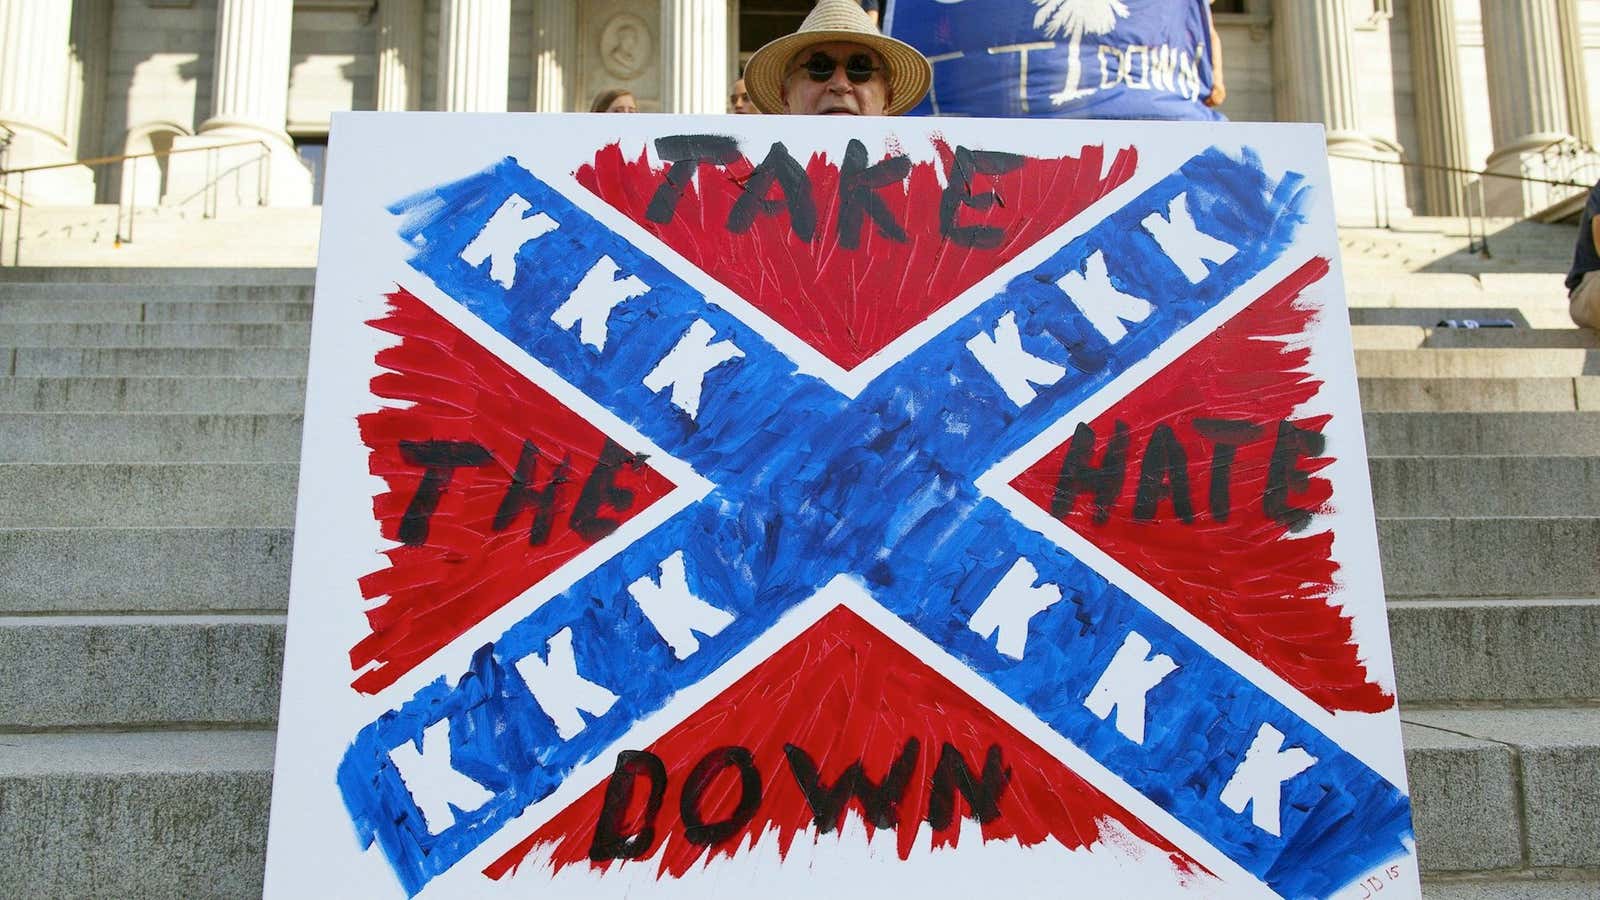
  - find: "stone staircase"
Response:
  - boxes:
[0,215,1596,897]
[0,204,322,268]
[1336,219,1600,899]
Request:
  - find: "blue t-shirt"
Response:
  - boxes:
[1567,182,1600,291]
[886,0,1221,120]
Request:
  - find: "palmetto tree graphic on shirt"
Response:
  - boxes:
[1032,0,1131,105]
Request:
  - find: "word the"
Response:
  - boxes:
[395,436,646,546]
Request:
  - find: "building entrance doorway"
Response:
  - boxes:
[739,0,811,64]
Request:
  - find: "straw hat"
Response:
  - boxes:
[743,0,932,116]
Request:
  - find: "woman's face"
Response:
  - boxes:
[605,93,638,113]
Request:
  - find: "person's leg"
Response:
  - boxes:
[1572,269,1600,328]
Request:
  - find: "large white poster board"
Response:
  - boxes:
[265,112,1420,899]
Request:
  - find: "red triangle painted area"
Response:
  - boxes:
[485,605,1202,882]
[1010,259,1393,714]
[352,288,677,693]
[577,140,1137,370]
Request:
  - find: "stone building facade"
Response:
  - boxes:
[2,0,1598,219]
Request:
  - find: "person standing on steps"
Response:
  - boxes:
[743,0,931,116]
[1565,177,1600,329]
[590,89,638,113]
[730,77,758,114]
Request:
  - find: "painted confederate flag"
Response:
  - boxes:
[264,114,1419,900]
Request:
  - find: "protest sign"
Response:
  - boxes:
[264,113,1417,899]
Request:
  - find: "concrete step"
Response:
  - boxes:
[0,265,314,284]
[1387,214,1571,234]
[1351,325,1600,349]
[1378,516,1600,600]
[0,729,273,899]
[1344,296,1571,318]
[1358,244,1569,262]
[0,376,307,412]
[8,241,320,270]
[2,512,1590,613]
[2,208,324,266]
[1349,307,1580,329]
[1354,349,1599,379]
[1404,707,1600,874]
[0,372,1567,417]
[0,614,283,728]
[0,412,303,463]
[0,322,310,348]
[0,478,1588,600]
[1360,376,1600,412]
[1346,263,1573,280]
[1369,456,1600,517]
[0,298,312,323]
[1340,236,1565,256]
[1363,411,1600,456]
[142,300,314,323]
[1476,272,1579,296]
[8,346,309,377]
[0,299,142,323]
[1340,241,1567,262]
[3,451,1587,529]
[5,597,1584,729]
[0,463,298,527]
[0,712,1591,897]
[0,527,291,614]
[1390,598,1600,704]
[0,281,313,302]
[1422,880,1600,900]
[1346,272,1571,308]
[77,401,1455,470]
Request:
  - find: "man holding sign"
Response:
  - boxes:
[744,0,932,116]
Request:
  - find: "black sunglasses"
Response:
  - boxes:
[798,51,882,84]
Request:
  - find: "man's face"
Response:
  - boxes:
[730,78,757,114]
[780,41,888,116]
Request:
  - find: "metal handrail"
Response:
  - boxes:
[0,125,13,258]
[0,138,271,266]
[1329,150,1593,189]
[0,138,267,177]
[1328,145,1594,258]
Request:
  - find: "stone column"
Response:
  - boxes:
[0,0,96,203]
[438,0,510,112]
[531,0,577,113]
[67,0,113,164]
[205,0,296,140]
[1480,0,1576,214]
[1556,0,1592,145]
[1270,0,1403,223]
[1271,0,1381,155]
[1407,0,1473,216]
[377,0,424,111]
[166,0,312,206]
[661,0,728,114]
